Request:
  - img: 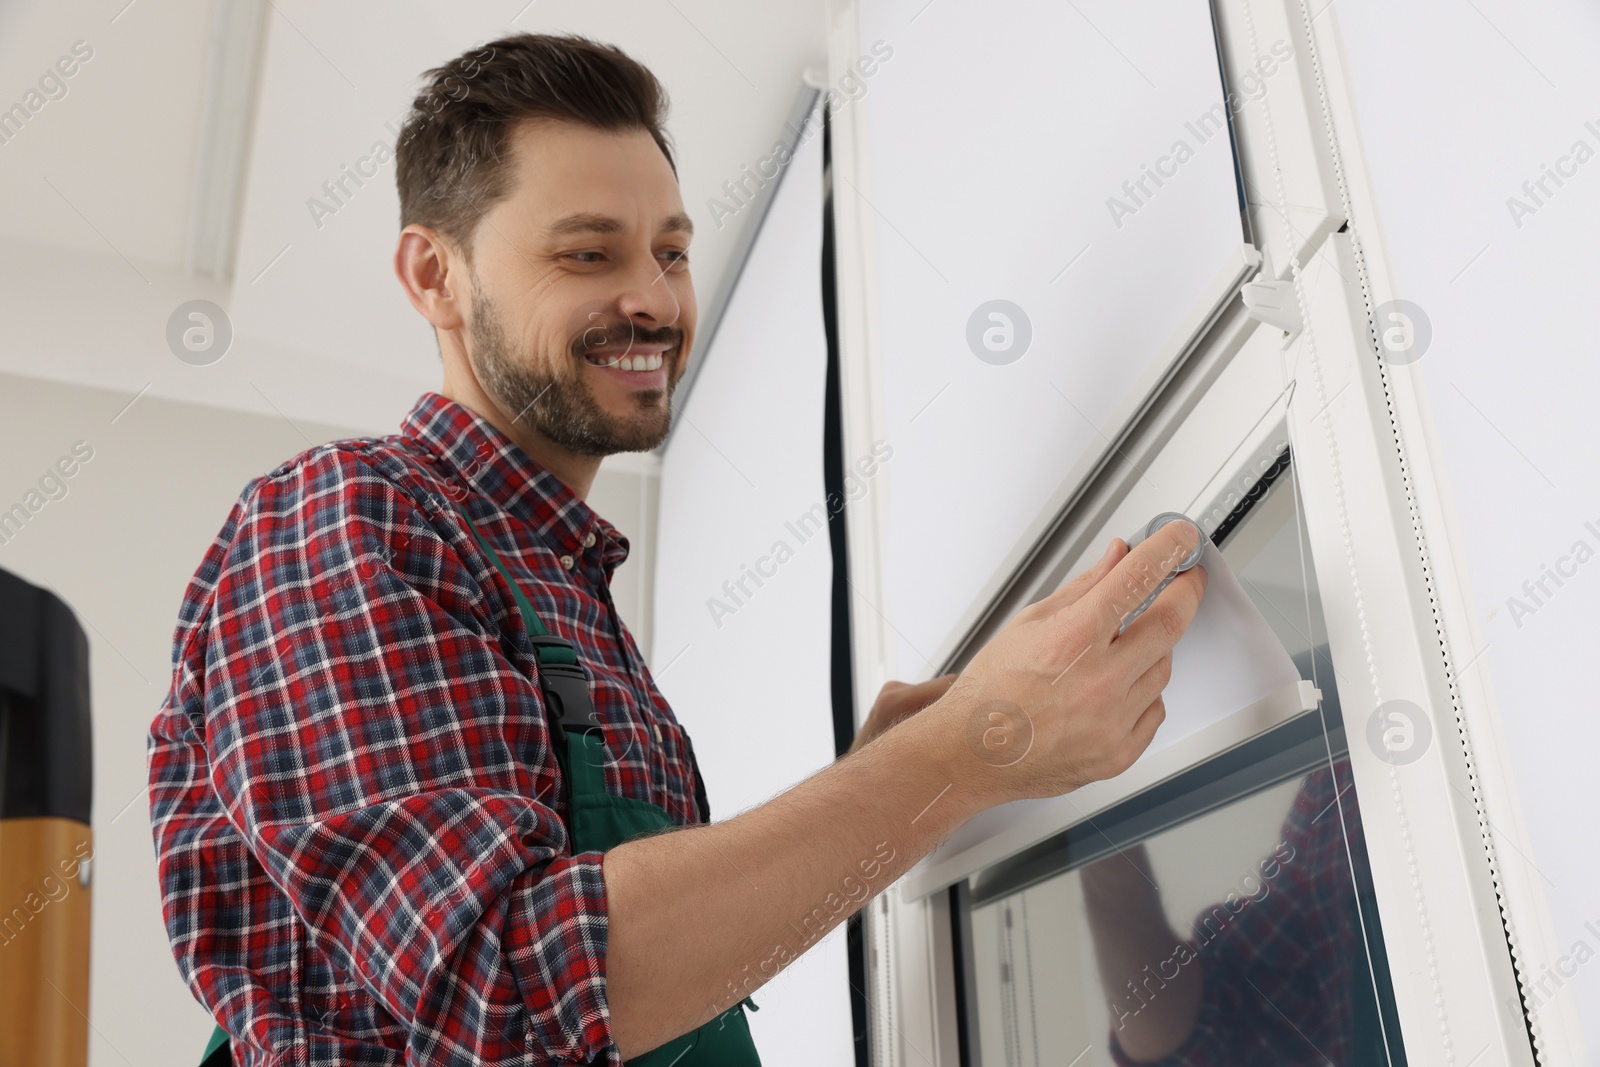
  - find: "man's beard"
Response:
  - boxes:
[468,277,680,456]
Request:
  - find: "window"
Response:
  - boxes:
[956,462,1405,1066]
[830,0,1543,1058]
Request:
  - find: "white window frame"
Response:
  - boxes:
[825,0,1566,1063]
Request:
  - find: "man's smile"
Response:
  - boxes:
[580,341,677,390]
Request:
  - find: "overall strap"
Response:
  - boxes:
[452,500,602,738]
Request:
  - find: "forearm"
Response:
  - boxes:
[603,696,985,1057]
[1082,853,1203,1062]
[606,523,1209,1057]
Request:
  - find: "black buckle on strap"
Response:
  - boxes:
[527,637,603,735]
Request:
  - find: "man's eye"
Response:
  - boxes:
[658,250,690,270]
[565,251,604,264]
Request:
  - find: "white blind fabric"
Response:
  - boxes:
[858,0,1252,672]
[651,127,854,1064]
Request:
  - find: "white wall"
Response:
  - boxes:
[0,0,828,433]
[0,371,656,1067]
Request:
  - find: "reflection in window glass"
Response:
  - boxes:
[962,461,1403,1066]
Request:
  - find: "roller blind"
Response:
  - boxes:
[858,0,1253,672]
[651,126,854,1065]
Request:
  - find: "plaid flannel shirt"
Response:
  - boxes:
[1109,757,1371,1066]
[148,391,706,1066]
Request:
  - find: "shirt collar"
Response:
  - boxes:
[401,391,629,573]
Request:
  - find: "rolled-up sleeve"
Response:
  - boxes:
[193,447,618,1064]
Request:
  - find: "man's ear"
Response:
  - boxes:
[394,224,467,333]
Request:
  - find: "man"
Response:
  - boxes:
[148,32,1206,1066]
[1083,758,1382,1065]
[1081,653,1389,1065]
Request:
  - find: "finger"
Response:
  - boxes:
[1117,696,1167,770]
[1125,651,1174,711]
[1113,565,1207,674]
[1016,538,1128,625]
[1081,520,1203,643]
[897,673,957,712]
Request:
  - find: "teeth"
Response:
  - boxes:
[590,352,664,370]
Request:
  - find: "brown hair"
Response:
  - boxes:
[395,32,675,262]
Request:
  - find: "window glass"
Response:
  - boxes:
[961,458,1405,1066]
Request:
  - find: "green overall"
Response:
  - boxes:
[200,507,761,1065]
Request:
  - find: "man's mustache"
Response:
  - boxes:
[570,318,682,358]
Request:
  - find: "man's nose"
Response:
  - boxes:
[614,256,682,329]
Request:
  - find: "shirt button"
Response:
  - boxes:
[582,532,596,549]
[560,554,575,570]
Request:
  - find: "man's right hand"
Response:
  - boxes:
[929,518,1208,809]
[605,518,1207,1054]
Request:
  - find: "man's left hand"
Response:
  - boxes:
[846,674,958,756]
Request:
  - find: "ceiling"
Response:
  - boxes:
[0,0,828,433]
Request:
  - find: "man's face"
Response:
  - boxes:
[464,118,696,455]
